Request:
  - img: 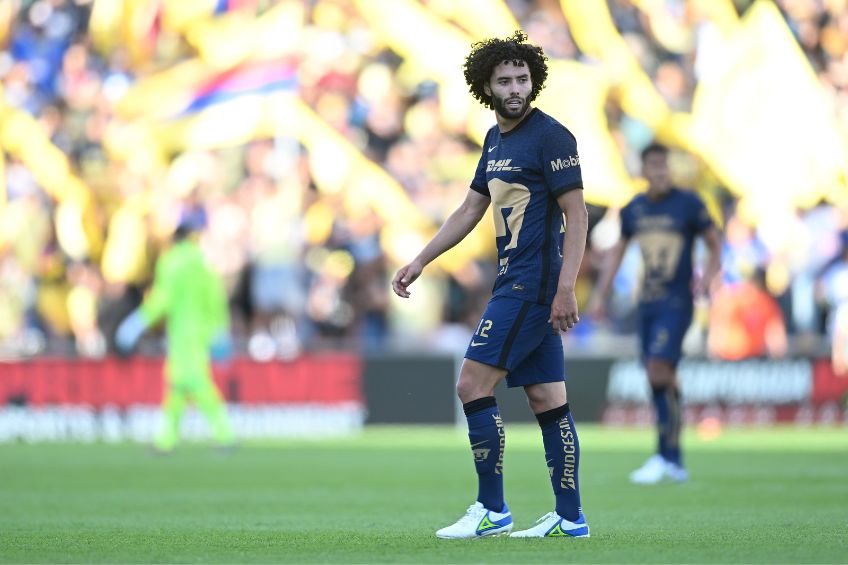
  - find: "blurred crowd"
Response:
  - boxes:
[1,0,847,362]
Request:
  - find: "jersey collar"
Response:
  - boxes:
[499,107,538,138]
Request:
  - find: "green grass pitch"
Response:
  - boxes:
[1,425,847,563]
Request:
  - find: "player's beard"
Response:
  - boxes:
[492,94,529,120]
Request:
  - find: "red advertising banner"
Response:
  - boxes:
[0,354,363,407]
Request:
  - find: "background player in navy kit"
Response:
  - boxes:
[588,142,722,484]
[392,31,590,539]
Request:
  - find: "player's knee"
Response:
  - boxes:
[524,387,548,412]
[646,359,675,387]
[456,376,491,404]
[456,360,503,402]
[524,383,567,413]
[526,396,550,414]
[456,371,495,403]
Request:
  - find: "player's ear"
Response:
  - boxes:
[483,81,492,97]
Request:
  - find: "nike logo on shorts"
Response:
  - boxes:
[470,341,486,347]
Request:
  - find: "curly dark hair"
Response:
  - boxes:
[463,30,548,110]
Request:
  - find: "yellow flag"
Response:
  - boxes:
[101,197,151,284]
[0,100,101,261]
[160,0,219,33]
[424,0,519,39]
[0,102,89,205]
[629,0,693,54]
[690,0,848,218]
[560,0,670,129]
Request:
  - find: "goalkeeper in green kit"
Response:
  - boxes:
[116,221,235,452]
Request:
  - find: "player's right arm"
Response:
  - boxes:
[201,263,233,361]
[392,189,490,298]
[587,233,630,320]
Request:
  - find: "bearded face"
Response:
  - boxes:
[486,60,532,120]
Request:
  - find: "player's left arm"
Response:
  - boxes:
[115,257,172,354]
[695,225,722,298]
[550,189,589,333]
[139,257,173,327]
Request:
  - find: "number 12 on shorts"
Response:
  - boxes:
[476,319,493,337]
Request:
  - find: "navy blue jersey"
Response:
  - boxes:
[620,188,713,305]
[470,108,583,305]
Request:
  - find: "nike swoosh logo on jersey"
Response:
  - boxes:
[471,440,488,448]
[488,146,497,152]
[470,341,486,347]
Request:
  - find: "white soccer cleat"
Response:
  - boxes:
[664,461,689,483]
[510,511,590,538]
[435,501,513,539]
[629,454,668,484]
[630,455,689,484]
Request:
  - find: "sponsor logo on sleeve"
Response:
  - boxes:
[550,154,580,172]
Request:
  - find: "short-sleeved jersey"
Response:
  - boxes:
[470,108,583,305]
[620,188,713,306]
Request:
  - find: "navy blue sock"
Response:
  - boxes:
[652,385,670,459]
[652,385,682,465]
[463,396,504,512]
[537,403,581,522]
[667,388,682,465]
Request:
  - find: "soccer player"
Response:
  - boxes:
[392,31,590,539]
[116,221,235,452]
[588,142,722,484]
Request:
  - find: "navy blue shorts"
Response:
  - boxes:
[464,296,565,388]
[638,301,693,366]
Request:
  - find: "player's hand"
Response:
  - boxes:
[210,330,234,363]
[586,294,607,321]
[549,288,580,333]
[391,261,423,298]
[691,276,708,299]
[692,273,720,299]
[115,309,146,355]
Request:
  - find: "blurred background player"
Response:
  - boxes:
[588,142,722,484]
[116,219,235,453]
[393,31,590,539]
